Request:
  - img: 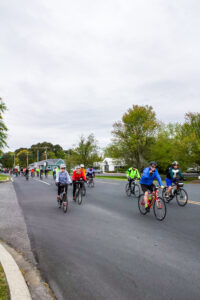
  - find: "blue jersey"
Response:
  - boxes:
[140,167,163,186]
[56,171,72,185]
[86,169,95,177]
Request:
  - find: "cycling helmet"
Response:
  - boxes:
[60,164,66,169]
[80,164,84,168]
[172,161,178,166]
[76,165,80,169]
[149,161,157,167]
[132,164,136,168]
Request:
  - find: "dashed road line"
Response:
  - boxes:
[188,200,200,205]
[96,180,119,185]
[33,178,51,186]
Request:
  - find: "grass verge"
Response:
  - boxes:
[0,175,10,182]
[0,263,9,300]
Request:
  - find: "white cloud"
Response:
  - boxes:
[0,0,200,151]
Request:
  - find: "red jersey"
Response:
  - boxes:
[72,170,86,181]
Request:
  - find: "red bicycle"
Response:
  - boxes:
[138,186,167,221]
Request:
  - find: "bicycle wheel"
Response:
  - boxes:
[153,197,166,221]
[162,187,168,201]
[125,183,131,197]
[133,184,140,197]
[176,188,188,206]
[138,194,147,215]
[82,184,86,196]
[62,194,68,213]
[78,188,83,205]
[91,180,94,188]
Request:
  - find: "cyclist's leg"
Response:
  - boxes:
[129,179,132,189]
[141,184,149,206]
[166,178,172,195]
[57,184,61,199]
[73,182,77,198]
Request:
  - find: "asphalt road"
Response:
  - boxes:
[13,175,200,300]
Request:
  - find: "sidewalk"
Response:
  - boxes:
[0,181,54,300]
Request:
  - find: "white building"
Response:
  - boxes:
[97,157,125,173]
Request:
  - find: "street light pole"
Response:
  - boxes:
[27,151,29,167]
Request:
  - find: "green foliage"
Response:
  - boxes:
[1,152,14,168]
[0,98,8,150]
[68,134,102,168]
[107,105,160,170]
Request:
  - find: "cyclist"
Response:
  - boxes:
[36,167,40,177]
[44,167,48,178]
[86,166,95,182]
[126,164,140,189]
[53,167,57,180]
[56,166,60,174]
[72,166,87,200]
[30,168,35,177]
[56,164,72,201]
[80,164,86,177]
[25,167,29,178]
[165,161,184,201]
[40,167,44,179]
[140,162,164,212]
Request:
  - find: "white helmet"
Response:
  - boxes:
[76,165,80,169]
[80,164,84,168]
[60,164,66,169]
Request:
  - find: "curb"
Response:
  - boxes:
[0,242,32,300]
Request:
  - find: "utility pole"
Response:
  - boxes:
[13,154,16,168]
[37,149,39,162]
[27,151,29,167]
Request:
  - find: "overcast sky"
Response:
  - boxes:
[0,0,200,151]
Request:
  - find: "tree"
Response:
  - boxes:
[16,150,32,167]
[71,134,102,167]
[1,152,14,169]
[0,98,8,150]
[107,105,160,170]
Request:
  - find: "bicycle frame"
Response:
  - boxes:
[142,188,162,209]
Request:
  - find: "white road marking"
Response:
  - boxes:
[33,178,51,186]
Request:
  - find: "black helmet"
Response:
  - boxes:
[149,161,157,167]
[132,164,136,168]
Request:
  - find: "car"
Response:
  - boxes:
[186,167,200,173]
[93,169,103,174]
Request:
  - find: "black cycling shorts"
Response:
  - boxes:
[141,184,155,193]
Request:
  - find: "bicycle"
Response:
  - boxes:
[125,179,140,197]
[75,179,85,205]
[138,186,167,221]
[162,181,188,206]
[57,184,68,213]
[87,177,94,188]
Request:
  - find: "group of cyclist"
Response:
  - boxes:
[126,161,184,212]
[56,164,95,202]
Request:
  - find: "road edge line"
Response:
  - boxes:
[0,242,32,300]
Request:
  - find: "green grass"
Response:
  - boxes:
[0,175,10,182]
[0,263,9,300]
[96,175,126,181]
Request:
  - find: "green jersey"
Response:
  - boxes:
[126,167,140,179]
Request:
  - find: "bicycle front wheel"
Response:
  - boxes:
[176,188,188,206]
[62,194,68,213]
[78,188,83,205]
[133,184,140,197]
[153,197,166,221]
[138,194,147,215]
[125,183,131,197]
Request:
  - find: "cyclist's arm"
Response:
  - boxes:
[178,170,184,180]
[155,170,163,186]
[136,169,141,179]
[169,168,174,179]
[56,171,60,183]
[66,171,72,184]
